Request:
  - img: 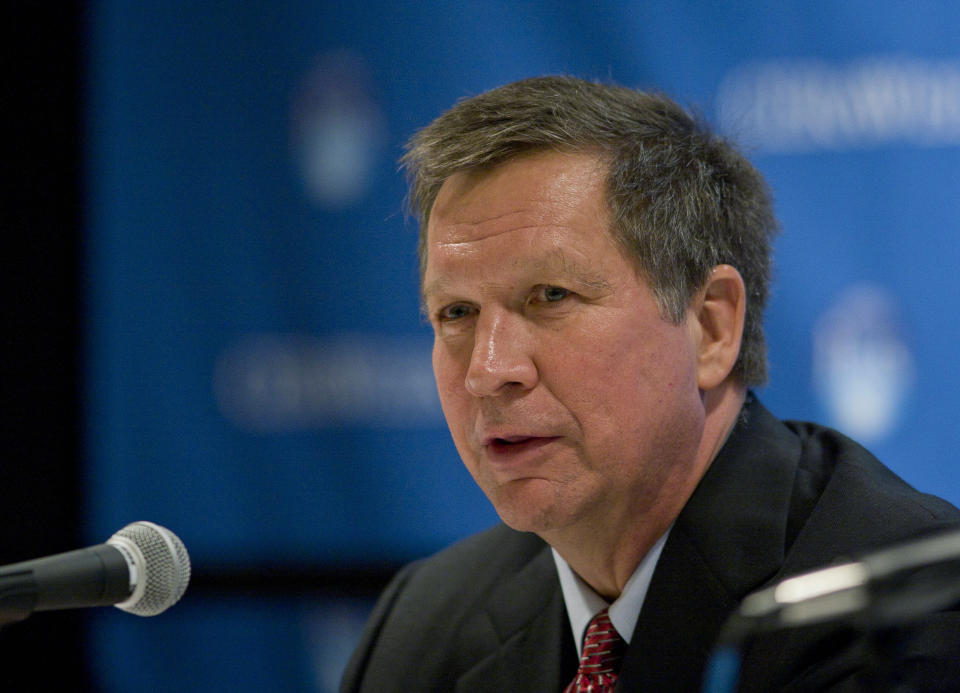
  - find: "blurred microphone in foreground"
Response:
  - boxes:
[704,527,960,692]
[0,521,191,626]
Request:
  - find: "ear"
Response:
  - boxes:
[687,264,746,391]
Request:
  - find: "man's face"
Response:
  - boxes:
[423,151,707,539]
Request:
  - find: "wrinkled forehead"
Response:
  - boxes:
[421,151,611,275]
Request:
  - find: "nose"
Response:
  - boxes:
[464,309,538,397]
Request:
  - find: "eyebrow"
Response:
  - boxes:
[422,247,612,302]
[531,248,613,292]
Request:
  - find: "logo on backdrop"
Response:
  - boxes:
[290,50,386,208]
[812,284,915,443]
[717,56,960,152]
[214,333,442,432]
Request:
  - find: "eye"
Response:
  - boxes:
[436,303,475,322]
[535,285,571,303]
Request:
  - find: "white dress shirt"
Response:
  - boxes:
[551,528,671,655]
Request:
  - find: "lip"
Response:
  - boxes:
[481,435,562,464]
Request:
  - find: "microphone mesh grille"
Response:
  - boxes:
[114,522,191,616]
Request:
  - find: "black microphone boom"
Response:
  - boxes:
[703,527,960,693]
[0,521,191,626]
[736,526,960,631]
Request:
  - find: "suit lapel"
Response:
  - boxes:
[619,399,802,691]
[617,524,737,691]
[455,544,574,693]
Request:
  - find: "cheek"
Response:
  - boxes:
[433,344,463,397]
[432,345,472,434]
[560,323,697,416]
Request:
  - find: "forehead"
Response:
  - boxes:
[427,151,609,246]
[422,151,631,299]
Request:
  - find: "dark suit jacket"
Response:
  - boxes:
[341,398,960,692]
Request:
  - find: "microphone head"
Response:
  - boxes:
[108,521,191,616]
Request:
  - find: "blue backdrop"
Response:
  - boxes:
[84,2,960,690]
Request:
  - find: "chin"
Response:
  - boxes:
[487,480,577,534]
[495,510,557,535]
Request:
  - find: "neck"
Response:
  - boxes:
[546,382,746,600]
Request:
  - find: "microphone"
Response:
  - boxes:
[736,526,960,630]
[0,521,191,626]
[703,527,960,693]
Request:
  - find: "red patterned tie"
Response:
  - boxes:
[564,608,626,692]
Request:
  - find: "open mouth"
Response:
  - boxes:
[486,436,558,456]
[492,436,531,447]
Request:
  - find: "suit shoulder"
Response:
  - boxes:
[340,524,552,693]
[782,419,960,570]
[360,523,548,641]
[401,523,547,598]
[786,419,960,519]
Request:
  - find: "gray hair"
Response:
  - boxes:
[402,75,778,386]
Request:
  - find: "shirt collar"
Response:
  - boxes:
[551,527,671,656]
